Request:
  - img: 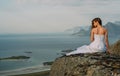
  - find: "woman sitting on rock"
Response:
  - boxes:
[66,17,110,56]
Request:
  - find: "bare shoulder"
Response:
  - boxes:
[91,28,96,32]
[102,27,107,32]
[91,28,95,34]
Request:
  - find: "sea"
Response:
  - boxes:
[0,33,119,75]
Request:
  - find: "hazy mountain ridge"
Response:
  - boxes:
[66,21,120,36]
[65,26,89,35]
[105,22,120,36]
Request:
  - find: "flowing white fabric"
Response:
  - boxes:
[66,34,106,56]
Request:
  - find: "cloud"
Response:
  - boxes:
[14,0,81,6]
[0,0,120,34]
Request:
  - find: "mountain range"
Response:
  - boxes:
[65,21,120,37]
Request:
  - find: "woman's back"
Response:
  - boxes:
[89,34,106,52]
[92,26,106,35]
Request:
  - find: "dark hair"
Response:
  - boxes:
[91,17,102,30]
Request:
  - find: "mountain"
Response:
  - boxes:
[65,26,89,35]
[67,21,120,37]
[114,21,120,25]
[72,28,90,36]
[105,22,120,36]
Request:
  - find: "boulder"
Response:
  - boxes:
[50,53,120,76]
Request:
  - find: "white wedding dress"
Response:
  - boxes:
[66,34,106,56]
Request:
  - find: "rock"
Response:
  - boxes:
[43,61,53,66]
[50,52,120,76]
[61,49,74,53]
[0,56,30,60]
[50,40,120,76]
[110,40,120,56]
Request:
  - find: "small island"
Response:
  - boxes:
[24,51,32,54]
[43,61,53,66]
[61,49,73,53]
[0,56,30,60]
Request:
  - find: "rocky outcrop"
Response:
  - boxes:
[110,40,120,56]
[50,53,120,76]
[50,40,120,76]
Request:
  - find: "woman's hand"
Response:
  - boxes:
[106,49,111,54]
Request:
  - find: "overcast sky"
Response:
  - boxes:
[0,0,120,34]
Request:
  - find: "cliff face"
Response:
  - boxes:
[50,40,120,76]
[50,53,120,76]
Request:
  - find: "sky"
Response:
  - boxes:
[0,0,120,34]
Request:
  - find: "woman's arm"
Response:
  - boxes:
[90,29,94,42]
[105,29,110,52]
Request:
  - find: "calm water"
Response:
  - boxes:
[0,33,119,73]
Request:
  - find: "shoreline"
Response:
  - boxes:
[13,70,50,76]
[0,64,50,76]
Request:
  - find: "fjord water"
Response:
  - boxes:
[0,33,118,73]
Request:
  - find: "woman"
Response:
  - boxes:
[66,17,110,56]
